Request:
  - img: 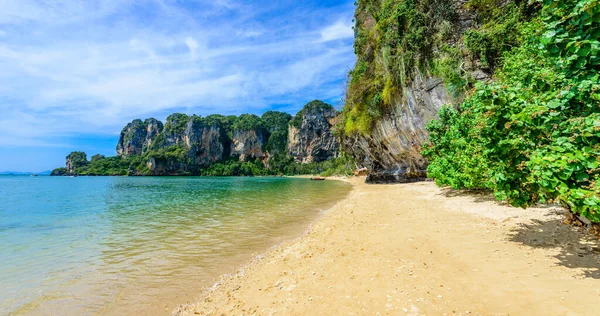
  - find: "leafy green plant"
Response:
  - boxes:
[164,113,190,135]
[232,114,266,131]
[425,0,600,220]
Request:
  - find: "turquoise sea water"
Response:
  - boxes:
[0,176,351,315]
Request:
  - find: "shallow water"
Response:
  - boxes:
[0,176,351,315]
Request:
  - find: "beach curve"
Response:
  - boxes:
[174,178,600,315]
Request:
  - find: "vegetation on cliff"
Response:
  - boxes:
[52,101,353,177]
[290,100,335,128]
[341,0,535,136]
[424,0,600,219]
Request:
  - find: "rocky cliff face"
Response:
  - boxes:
[341,0,487,183]
[343,75,452,183]
[144,119,163,152]
[230,129,266,162]
[144,114,227,175]
[66,152,88,175]
[146,156,191,176]
[116,118,163,157]
[60,102,340,176]
[288,100,339,163]
[184,119,226,167]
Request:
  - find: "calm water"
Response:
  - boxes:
[0,176,351,315]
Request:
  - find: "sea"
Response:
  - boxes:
[0,175,351,315]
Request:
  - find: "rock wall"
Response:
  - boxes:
[146,157,190,176]
[65,152,88,175]
[230,129,266,162]
[143,118,163,152]
[107,101,340,175]
[116,118,163,157]
[342,75,451,183]
[341,0,488,183]
[183,118,226,166]
[288,101,339,163]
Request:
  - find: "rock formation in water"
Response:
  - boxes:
[65,151,88,175]
[288,100,339,163]
[56,101,337,176]
[143,114,227,175]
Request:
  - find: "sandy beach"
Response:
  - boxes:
[175,178,600,315]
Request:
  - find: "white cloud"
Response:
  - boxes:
[0,0,356,147]
[320,21,354,42]
[184,37,199,59]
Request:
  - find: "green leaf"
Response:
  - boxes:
[540,30,556,45]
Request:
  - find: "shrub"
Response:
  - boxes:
[424,0,600,220]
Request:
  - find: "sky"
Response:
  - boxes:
[0,0,356,172]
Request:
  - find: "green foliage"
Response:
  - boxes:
[232,114,265,131]
[146,145,191,163]
[149,133,166,150]
[463,1,529,70]
[203,114,237,130]
[50,167,67,176]
[319,153,356,177]
[66,151,88,170]
[430,45,474,98]
[262,111,292,153]
[343,0,459,136]
[164,113,190,135]
[85,156,131,176]
[422,106,493,189]
[91,154,105,163]
[201,158,268,176]
[424,0,600,220]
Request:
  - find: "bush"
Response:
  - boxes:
[424,0,600,220]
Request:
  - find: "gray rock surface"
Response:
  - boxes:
[288,101,339,163]
[116,118,163,157]
[230,129,266,162]
[342,74,452,183]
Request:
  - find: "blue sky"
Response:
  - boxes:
[0,0,356,172]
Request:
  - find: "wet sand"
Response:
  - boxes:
[175,178,600,315]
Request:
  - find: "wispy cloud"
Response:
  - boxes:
[320,20,354,42]
[0,0,356,148]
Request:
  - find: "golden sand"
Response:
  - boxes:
[175,178,600,315]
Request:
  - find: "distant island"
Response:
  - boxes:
[52,100,354,177]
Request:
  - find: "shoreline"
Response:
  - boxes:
[170,175,355,313]
[174,178,600,315]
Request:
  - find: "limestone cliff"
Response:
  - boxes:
[342,75,452,183]
[288,100,339,163]
[145,114,226,175]
[230,129,266,162]
[65,152,88,175]
[341,0,489,183]
[116,118,163,157]
[184,118,226,167]
[55,103,341,176]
